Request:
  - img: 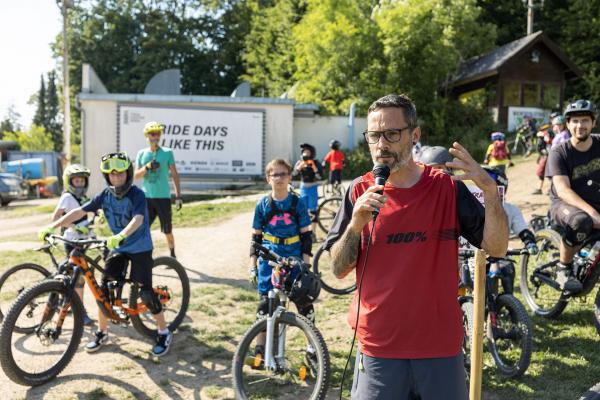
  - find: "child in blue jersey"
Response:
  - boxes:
[249,158,316,366]
[39,152,173,357]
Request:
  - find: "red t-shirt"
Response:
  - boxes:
[325,165,485,359]
[324,150,345,171]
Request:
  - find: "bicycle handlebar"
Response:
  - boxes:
[48,234,107,248]
[458,248,526,258]
[253,242,285,265]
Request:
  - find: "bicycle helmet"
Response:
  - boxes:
[63,164,90,199]
[483,165,508,189]
[418,146,453,166]
[490,132,505,141]
[100,152,134,198]
[329,140,341,150]
[552,115,566,125]
[143,121,163,136]
[564,99,597,121]
[300,143,316,159]
[287,262,321,306]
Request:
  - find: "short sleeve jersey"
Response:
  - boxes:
[324,150,345,171]
[82,186,153,254]
[324,166,486,359]
[136,147,175,199]
[546,135,600,211]
[485,143,510,167]
[56,192,88,240]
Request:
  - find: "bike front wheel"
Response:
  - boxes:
[0,263,51,332]
[519,228,568,318]
[486,294,533,379]
[232,312,330,400]
[312,244,356,295]
[0,279,83,386]
[129,256,190,338]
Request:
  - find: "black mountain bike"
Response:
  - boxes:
[459,248,533,378]
[312,243,356,295]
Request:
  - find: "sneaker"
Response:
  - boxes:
[531,189,542,195]
[249,345,265,370]
[152,330,173,357]
[83,313,94,326]
[85,330,108,353]
[304,349,318,378]
[556,263,583,293]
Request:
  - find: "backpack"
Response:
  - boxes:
[261,193,300,229]
[491,140,508,160]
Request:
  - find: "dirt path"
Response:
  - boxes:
[3,158,548,399]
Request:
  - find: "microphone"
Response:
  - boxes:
[372,163,390,218]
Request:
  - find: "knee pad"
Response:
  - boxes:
[140,287,162,315]
[256,296,269,320]
[564,214,594,247]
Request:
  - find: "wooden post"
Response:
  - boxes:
[469,249,487,400]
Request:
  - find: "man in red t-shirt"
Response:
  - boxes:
[324,94,508,400]
[323,139,345,186]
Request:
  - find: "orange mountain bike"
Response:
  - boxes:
[0,235,189,386]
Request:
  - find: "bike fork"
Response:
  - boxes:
[265,290,277,371]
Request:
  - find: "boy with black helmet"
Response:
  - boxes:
[39,152,173,356]
[323,139,345,189]
[546,99,600,293]
[51,164,94,325]
[294,143,323,233]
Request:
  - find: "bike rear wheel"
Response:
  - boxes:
[312,244,356,295]
[486,294,533,378]
[0,263,51,332]
[232,312,330,400]
[129,256,190,338]
[519,228,568,318]
[316,197,341,235]
[0,279,83,386]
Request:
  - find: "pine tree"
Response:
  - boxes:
[33,75,46,127]
[45,71,63,152]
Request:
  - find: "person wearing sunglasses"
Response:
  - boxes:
[324,93,508,400]
[39,152,173,356]
[134,121,182,259]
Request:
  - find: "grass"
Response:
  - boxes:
[0,203,56,219]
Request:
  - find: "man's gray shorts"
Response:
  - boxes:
[351,350,468,400]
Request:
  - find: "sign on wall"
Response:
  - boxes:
[507,106,550,131]
[118,104,264,177]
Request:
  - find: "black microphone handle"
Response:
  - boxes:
[372,178,386,217]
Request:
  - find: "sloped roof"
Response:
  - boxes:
[450,31,582,87]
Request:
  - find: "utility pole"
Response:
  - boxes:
[527,0,534,35]
[58,0,73,164]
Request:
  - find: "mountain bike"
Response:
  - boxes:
[232,243,330,400]
[312,243,356,295]
[316,196,342,235]
[0,235,189,386]
[508,124,535,156]
[459,248,533,378]
[0,223,98,328]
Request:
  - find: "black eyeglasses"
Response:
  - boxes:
[362,126,413,144]
[269,172,290,179]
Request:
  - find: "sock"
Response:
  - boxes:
[158,328,169,335]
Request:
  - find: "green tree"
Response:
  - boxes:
[2,125,54,152]
[242,0,307,97]
[33,75,47,128]
[291,0,385,114]
[45,71,63,152]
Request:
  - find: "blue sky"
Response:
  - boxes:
[1,1,62,128]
